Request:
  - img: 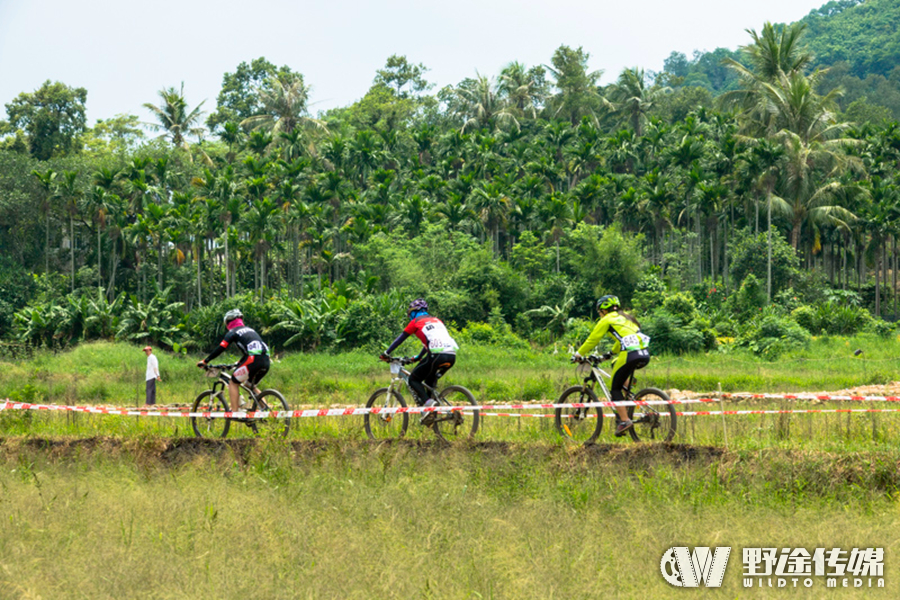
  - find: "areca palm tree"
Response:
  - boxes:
[143,83,206,150]
[32,168,58,274]
[540,192,574,273]
[471,181,511,255]
[58,170,82,292]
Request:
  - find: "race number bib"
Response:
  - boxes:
[621,333,650,351]
[423,322,459,352]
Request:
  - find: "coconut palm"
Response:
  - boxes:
[606,68,668,137]
[454,74,520,133]
[143,83,206,150]
[241,76,326,136]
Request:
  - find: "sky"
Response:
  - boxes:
[0,0,827,126]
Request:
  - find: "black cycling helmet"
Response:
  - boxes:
[408,298,428,318]
[596,295,620,311]
[223,308,243,325]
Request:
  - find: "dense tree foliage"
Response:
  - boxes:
[1,7,899,357]
[663,0,900,120]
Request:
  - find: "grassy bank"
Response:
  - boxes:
[2,336,899,409]
[0,439,898,599]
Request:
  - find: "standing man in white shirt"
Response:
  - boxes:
[143,345,161,406]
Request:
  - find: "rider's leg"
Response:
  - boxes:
[424,353,456,391]
[609,352,632,422]
[228,379,241,412]
[408,354,437,405]
[610,350,650,423]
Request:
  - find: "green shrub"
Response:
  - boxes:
[661,292,698,323]
[869,318,896,338]
[728,228,799,295]
[455,321,530,349]
[641,310,705,355]
[737,311,811,359]
[791,305,819,333]
[631,273,667,313]
[732,273,767,314]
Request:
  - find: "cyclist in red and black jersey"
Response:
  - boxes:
[380,299,459,411]
[197,309,270,412]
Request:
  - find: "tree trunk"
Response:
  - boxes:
[97,229,102,291]
[45,209,50,274]
[875,247,881,318]
[767,193,773,303]
[107,238,118,300]
[70,215,76,292]
[197,242,202,308]
[891,235,897,321]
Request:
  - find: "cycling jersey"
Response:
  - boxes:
[386,315,459,356]
[577,311,649,356]
[203,326,269,364]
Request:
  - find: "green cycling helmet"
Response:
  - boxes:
[596,295,620,311]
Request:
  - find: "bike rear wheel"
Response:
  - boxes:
[432,385,479,442]
[554,386,602,445]
[191,390,230,438]
[248,389,291,438]
[364,388,408,440]
[626,387,676,442]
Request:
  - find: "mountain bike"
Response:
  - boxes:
[364,356,479,442]
[191,363,291,439]
[554,353,676,444]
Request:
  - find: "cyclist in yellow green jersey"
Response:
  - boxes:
[573,294,650,437]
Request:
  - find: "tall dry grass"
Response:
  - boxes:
[0,440,898,599]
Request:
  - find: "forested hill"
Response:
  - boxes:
[803,0,898,77]
[664,0,900,116]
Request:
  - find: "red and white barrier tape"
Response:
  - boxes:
[3,393,900,420]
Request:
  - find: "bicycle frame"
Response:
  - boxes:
[205,365,260,403]
[576,358,636,403]
[387,361,439,406]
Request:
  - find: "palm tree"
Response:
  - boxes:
[32,168,58,274]
[606,68,668,137]
[498,62,546,119]
[454,74,520,133]
[720,22,813,132]
[241,76,326,136]
[471,181,511,255]
[143,83,206,150]
[545,45,607,125]
[539,192,574,273]
[58,170,82,292]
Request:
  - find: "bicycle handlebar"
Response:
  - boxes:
[571,353,612,365]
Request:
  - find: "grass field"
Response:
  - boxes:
[1,439,898,599]
[2,340,900,598]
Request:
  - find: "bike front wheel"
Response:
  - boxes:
[248,389,291,438]
[432,385,479,442]
[364,388,408,440]
[191,390,230,439]
[626,387,676,442]
[554,386,602,445]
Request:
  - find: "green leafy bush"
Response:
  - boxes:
[641,310,705,355]
[737,310,811,359]
[631,273,667,313]
[728,228,799,296]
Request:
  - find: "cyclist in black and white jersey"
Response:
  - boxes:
[197,309,271,412]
